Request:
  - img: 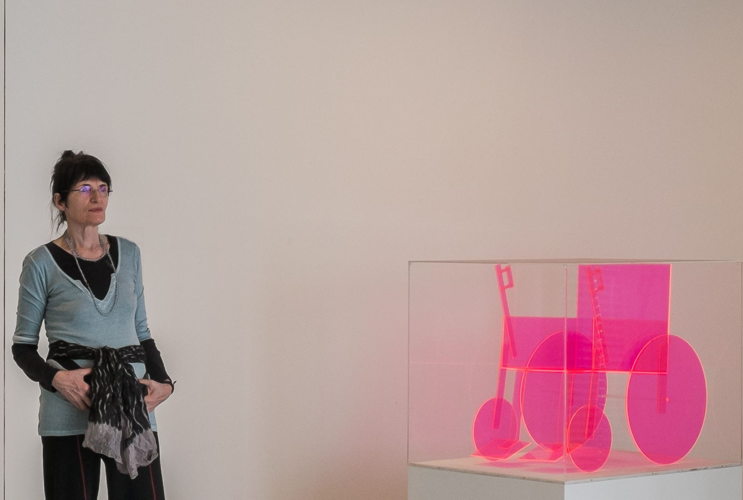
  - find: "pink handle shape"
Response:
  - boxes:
[495,265,517,358]
[585,266,609,366]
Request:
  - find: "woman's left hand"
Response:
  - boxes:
[139,379,173,413]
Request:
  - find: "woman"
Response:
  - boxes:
[12,150,173,500]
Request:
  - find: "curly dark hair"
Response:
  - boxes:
[51,150,112,231]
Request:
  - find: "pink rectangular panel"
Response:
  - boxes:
[576,264,671,372]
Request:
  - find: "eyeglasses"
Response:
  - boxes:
[63,185,112,197]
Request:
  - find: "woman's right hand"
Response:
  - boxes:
[51,368,92,410]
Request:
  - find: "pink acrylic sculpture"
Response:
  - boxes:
[472,264,707,472]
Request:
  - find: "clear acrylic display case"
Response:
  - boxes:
[408,260,742,482]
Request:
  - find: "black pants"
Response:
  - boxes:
[42,433,165,500]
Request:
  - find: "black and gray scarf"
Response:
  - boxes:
[48,340,158,479]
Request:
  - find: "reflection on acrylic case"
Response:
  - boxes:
[472,264,706,472]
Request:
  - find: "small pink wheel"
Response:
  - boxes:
[627,335,706,464]
[473,398,518,459]
[522,331,607,451]
[567,405,612,472]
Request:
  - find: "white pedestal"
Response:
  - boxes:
[408,464,742,500]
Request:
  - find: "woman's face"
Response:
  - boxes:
[54,177,110,229]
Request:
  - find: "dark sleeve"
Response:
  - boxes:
[12,343,59,392]
[141,338,173,390]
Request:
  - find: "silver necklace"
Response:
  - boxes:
[63,231,119,316]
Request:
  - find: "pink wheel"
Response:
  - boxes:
[627,335,706,464]
[473,398,518,459]
[567,405,611,472]
[522,331,607,451]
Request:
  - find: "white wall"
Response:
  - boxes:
[0,0,4,491]
[3,1,742,499]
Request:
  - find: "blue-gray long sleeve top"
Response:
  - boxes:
[13,237,157,436]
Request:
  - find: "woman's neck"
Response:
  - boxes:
[62,225,106,259]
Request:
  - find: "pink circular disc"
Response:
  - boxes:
[522,331,607,450]
[567,405,611,472]
[627,335,706,464]
[473,398,518,459]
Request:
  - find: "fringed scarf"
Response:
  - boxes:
[48,340,158,479]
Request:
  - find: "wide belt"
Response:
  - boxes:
[48,340,157,479]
